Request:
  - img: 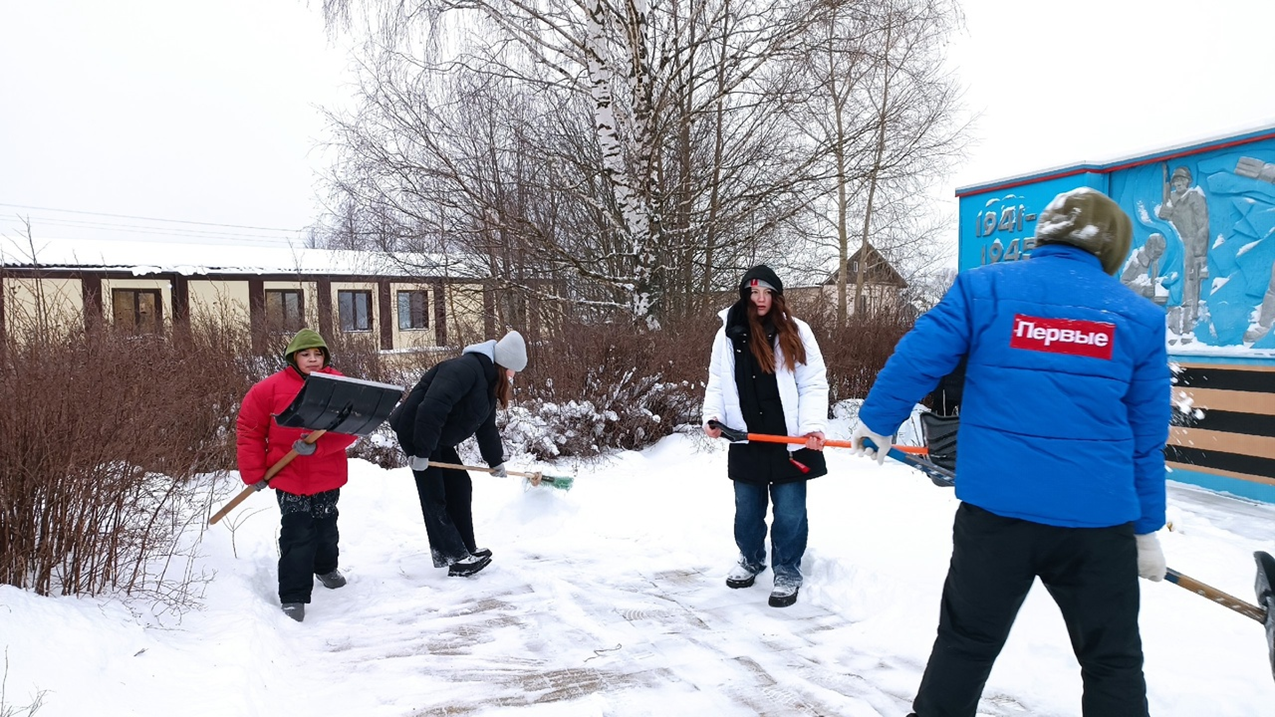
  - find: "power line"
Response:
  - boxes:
[2,215,304,244]
[0,202,307,233]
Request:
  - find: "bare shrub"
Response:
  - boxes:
[805,305,917,403]
[0,306,258,599]
[501,315,716,459]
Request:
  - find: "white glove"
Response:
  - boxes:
[1135,533,1166,582]
[851,422,891,465]
[490,463,508,478]
[408,455,430,471]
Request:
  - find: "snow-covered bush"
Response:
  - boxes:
[498,318,712,458]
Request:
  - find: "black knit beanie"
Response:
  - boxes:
[738,265,784,301]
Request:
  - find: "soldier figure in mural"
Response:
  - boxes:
[1244,263,1275,343]
[1156,165,1210,336]
[1236,156,1275,344]
[1119,232,1170,305]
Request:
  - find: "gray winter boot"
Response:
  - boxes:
[281,602,305,622]
[316,569,346,589]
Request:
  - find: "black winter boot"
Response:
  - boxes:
[768,581,799,608]
[448,553,492,577]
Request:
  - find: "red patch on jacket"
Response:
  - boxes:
[1009,314,1115,360]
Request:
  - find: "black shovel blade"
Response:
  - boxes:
[870,440,956,488]
[1254,551,1275,682]
[275,372,406,436]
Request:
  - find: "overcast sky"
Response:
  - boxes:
[2,0,1274,249]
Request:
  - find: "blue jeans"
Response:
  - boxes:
[733,480,808,585]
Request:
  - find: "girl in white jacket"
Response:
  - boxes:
[702,265,829,608]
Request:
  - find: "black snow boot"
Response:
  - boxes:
[769,581,799,608]
[448,553,492,577]
[282,602,306,622]
[726,558,764,589]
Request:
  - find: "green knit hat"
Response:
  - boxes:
[1034,187,1132,276]
[284,328,330,368]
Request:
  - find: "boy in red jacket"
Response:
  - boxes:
[236,329,357,622]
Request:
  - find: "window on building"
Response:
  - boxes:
[397,290,429,330]
[338,290,373,332]
[112,289,163,334]
[265,289,304,332]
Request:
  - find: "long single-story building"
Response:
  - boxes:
[0,238,534,352]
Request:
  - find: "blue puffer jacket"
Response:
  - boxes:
[859,243,1170,533]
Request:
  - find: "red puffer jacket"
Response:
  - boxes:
[235,366,359,495]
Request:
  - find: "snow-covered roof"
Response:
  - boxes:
[0,236,488,278]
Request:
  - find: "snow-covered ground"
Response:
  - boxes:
[4,421,1275,716]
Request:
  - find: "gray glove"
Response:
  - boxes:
[490,463,508,478]
[408,455,430,471]
[292,438,317,456]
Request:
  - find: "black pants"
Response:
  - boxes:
[412,445,478,567]
[913,503,1148,717]
[276,488,340,604]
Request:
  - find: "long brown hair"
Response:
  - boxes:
[746,293,806,373]
[493,364,513,408]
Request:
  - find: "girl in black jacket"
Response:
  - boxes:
[390,331,528,576]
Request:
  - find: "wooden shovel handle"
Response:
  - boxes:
[426,460,540,480]
[1166,568,1267,623]
[209,430,328,525]
[209,482,265,525]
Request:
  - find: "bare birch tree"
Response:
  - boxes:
[319,0,843,326]
[787,0,965,324]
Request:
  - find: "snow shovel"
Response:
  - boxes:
[209,429,325,525]
[1165,551,1275,682]
[706,420,955,487]
[210,372,406,525]
[425,460,574,491]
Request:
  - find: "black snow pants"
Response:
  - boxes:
[912,502,1148,717]
[276,488,340,604]
[411,444,478,567]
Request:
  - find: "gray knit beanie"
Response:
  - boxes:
[494,330,528,372]
[1034,187,1132,276]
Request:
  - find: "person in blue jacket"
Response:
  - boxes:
[852,187,1170,717]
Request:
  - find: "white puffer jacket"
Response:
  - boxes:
[701,307,828,448]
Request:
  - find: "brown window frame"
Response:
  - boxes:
[265,289,305,333]
[396,289,430,330]
[111,288,163,334]
[337,290,373,332]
